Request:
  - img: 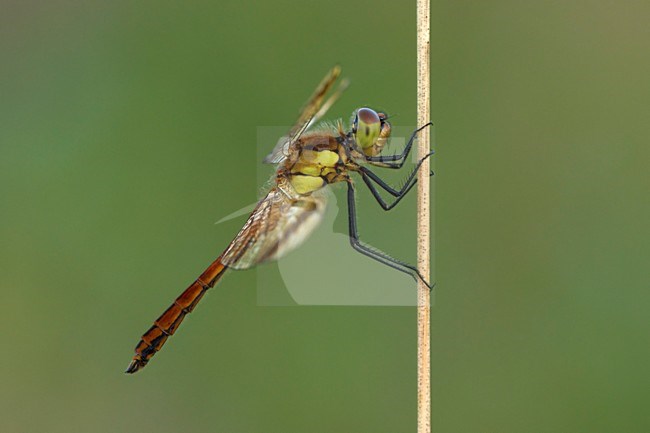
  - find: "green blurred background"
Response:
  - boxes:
[1,1,648,432]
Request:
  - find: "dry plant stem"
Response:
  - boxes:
[416,0,431,432]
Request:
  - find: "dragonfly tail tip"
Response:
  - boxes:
[125,359,145,374]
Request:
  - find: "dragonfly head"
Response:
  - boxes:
[351,108,391,157]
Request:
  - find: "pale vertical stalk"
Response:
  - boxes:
[416,0,431,432]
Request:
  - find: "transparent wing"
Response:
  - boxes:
[263,66,348,164]
[221,185,328,269]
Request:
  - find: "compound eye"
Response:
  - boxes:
[355,108,381,150]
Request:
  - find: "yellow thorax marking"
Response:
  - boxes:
[300,150,339,167]
[290,175,325,194]
[291,163,320,176]
[290,149,340,179]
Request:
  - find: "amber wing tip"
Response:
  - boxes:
[125,359,146,374]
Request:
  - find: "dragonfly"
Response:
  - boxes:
[126,66,433,374]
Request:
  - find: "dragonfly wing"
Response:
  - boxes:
[263,66,346,164]
[221,186,327,269]
[263,137,292,165]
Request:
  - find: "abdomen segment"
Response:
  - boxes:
[125,258,227,373]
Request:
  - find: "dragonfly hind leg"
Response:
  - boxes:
[345,181,431,290]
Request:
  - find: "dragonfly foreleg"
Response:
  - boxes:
[365,122,432,168]
[346,180,431,289]
[361,150,434,196]
[357,151,434,210]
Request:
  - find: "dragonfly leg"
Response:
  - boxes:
[359,171,417,211]
[365,122,433,168]
[358,150,434,201]
[346,180,431,289]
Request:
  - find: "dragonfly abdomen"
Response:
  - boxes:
[125,258,227,373]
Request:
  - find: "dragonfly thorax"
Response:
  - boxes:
[287,137,344,195]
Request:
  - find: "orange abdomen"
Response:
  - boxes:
[125,258,227,373]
